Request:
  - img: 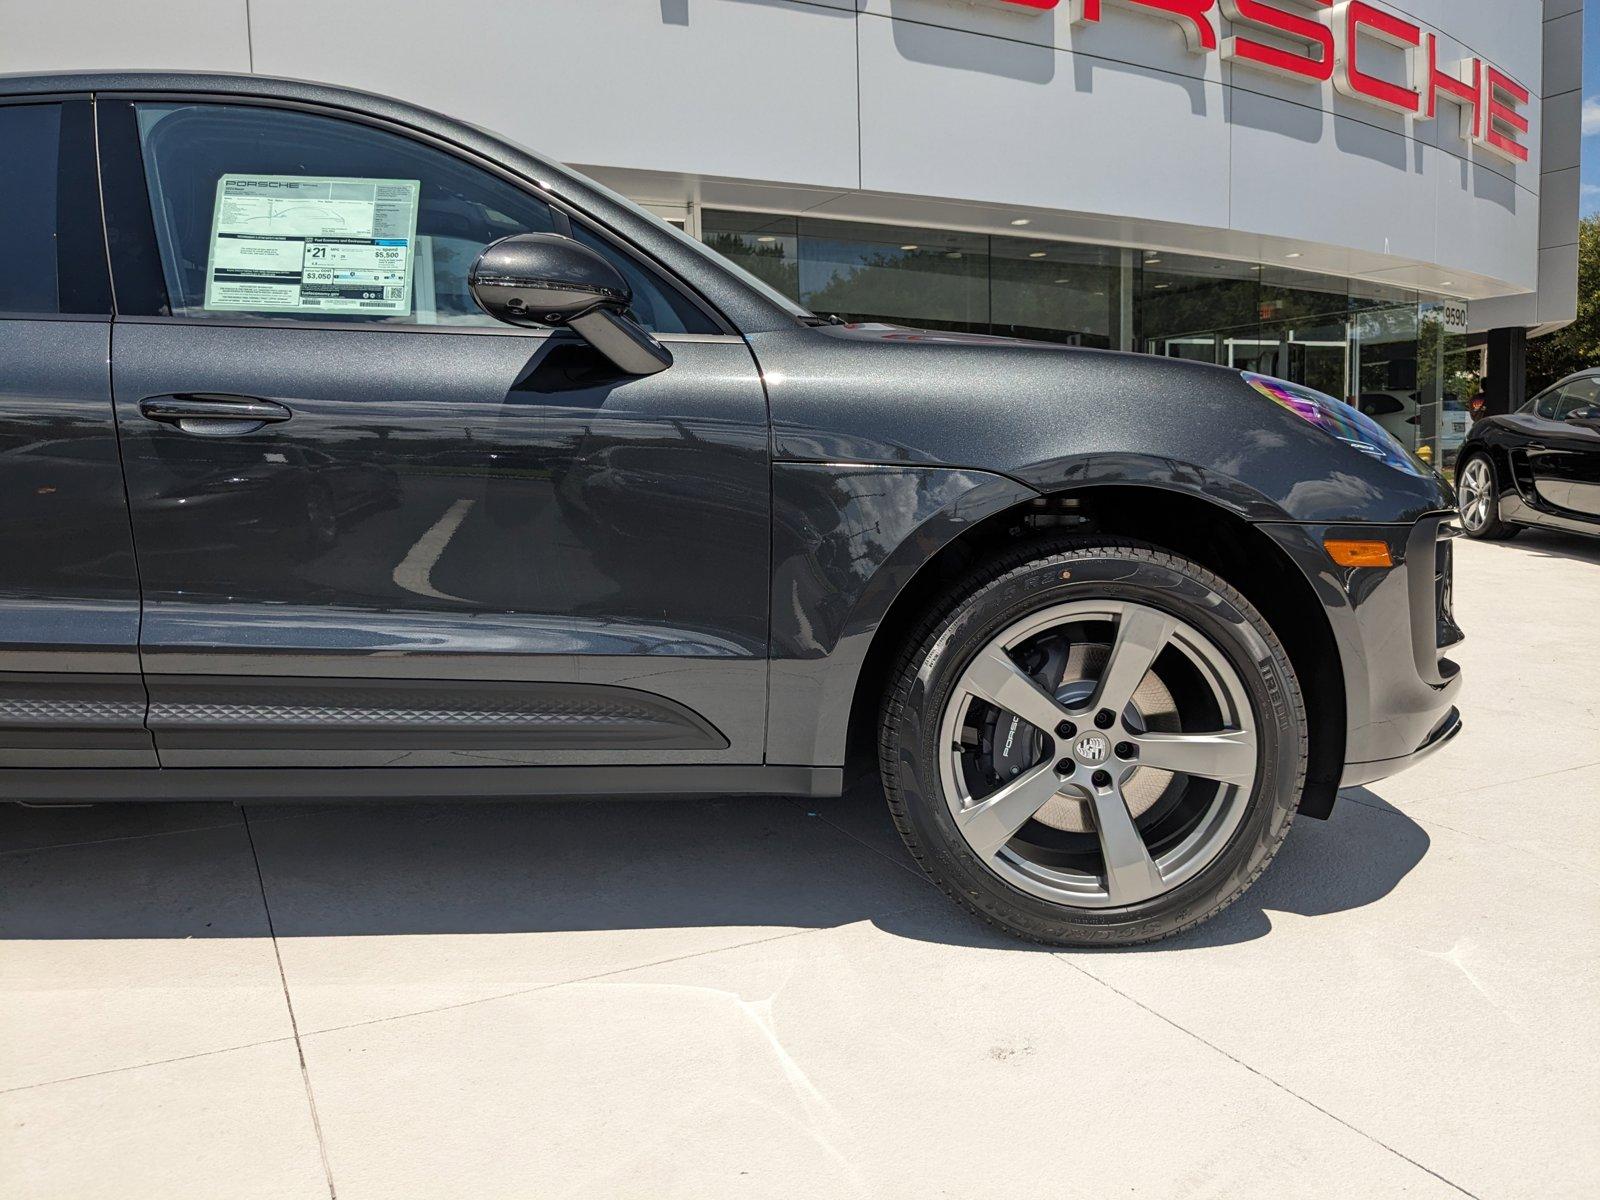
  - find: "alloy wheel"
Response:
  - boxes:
[1458,458,1492,532]
[937,599,1259,909]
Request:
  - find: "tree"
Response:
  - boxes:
[1525,214,1600,394]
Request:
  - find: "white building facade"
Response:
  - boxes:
[4,0,1584,447]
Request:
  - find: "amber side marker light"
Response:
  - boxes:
[1323,539,1394,568]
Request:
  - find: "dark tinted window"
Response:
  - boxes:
[0,104,61,315]
[0,102,107,317]
[1555,377,1600,419]
[130,103,714,333]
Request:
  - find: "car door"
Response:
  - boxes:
[0,97,155,767]
[1527,377,1600,519]
[96,97,770,768]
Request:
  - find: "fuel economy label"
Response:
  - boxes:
[203,174,421,316]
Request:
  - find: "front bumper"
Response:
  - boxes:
[1339,705,1462,787]
[1259,515,1464,787]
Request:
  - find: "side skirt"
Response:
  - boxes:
[0,764,844,803]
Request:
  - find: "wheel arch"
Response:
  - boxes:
[1461,433,1518,494]
[843,483,1348,820]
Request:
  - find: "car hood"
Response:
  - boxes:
[749,324,1456,525]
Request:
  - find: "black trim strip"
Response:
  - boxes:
[0,764,844,802]
[56,99,112,316]
[142,675,730,753]
[95,98,171,316]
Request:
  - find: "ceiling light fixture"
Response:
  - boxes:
[1029,251,1047,258]
[756,236,776,243]
[901,244,919,251]
[1010,218,1030,226]
[1285,252,1302,259]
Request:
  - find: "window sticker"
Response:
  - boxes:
[203,175,421,315]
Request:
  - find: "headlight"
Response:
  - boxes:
[1241,372,1425,477]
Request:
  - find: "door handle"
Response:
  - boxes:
[138,393,293,436]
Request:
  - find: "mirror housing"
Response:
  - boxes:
[468,233,671,376]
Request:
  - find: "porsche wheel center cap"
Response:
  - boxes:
[1074,733,1110,765]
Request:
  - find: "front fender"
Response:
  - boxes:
[766,462,1037,764]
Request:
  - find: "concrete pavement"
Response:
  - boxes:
[3,530,1598,1199]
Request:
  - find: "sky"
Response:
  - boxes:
[1581,0,1600,215]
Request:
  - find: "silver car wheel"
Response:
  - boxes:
[937,599,1259,909]
[1458,457,1493,532]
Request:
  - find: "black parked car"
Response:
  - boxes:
[1456,368,1600,540]
[0,72,1462,946]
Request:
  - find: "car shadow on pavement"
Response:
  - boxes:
[0,784,1428,952]
[1472,528,1600,566]
[1119,787,1431,951]
[851,783,1432,952]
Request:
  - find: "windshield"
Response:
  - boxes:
[568,173,815,321]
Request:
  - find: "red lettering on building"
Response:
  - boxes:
[1425,34,1481,140]
[1073,1,1217,54]
[1220,0,1334,83]
[983,0,1530,163]
[1480,67,1531,163]
[1333,1,1421,114]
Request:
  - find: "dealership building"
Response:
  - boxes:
[8,0,1583,456]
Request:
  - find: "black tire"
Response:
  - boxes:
[1456,453,1519,540]
[879,538,1307,947]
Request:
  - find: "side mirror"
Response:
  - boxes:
[468,233,672,376]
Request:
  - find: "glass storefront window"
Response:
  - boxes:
[802,220,990,333]
[698,207,1462,467]
[991,238,1118,347]
[698,211,801,304]
[700,211,1118,346]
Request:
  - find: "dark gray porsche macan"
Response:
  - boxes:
[1,72,1463,945]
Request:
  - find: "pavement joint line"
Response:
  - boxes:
[1049,954,1483,1200]
[0,1034,301,1096]
[790,797,939,888]
[242,808,339,1200]
[297,903,938,1043]
[0,815,247,859]
[0,915,913,1095]
[0,799,358,859]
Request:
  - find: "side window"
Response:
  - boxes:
[0,101,110,317]
[569,222,721,337]
[126,103,713,334]
[1535,387,1563,420]
[1554,378,1600,419]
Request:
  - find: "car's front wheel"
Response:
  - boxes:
[880,540,1307,947]
[1456,454,1518,540]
